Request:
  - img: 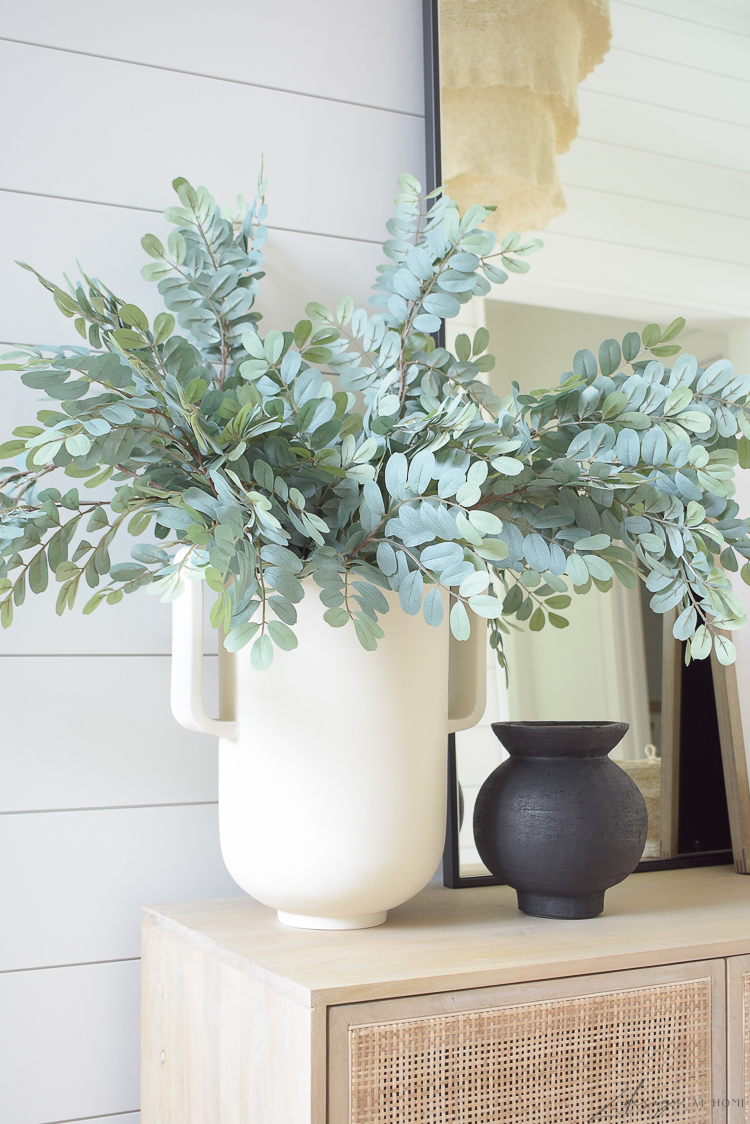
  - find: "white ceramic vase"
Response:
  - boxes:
[171,574,485,929]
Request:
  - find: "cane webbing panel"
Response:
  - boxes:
[349,979,711,1123]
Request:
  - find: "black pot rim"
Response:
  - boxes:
[492,720,628,729]
[491,720,630,758]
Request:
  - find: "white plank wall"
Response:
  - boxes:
[0,3,424,1121]
[497,0,750,330]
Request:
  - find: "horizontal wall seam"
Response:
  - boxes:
[575,133,750,178]
[0,801,218,816]
[0,185,383,244]
[583,86,750,131]
[0,652,216,657]
[0,35,424,119]
[613,0,750,39]
[610,44,750,86]
[545,227,750,269]
[558,179,750,223]
[0,956,140,975]
[38,1110,139,1124]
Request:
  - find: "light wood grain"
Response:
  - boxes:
[141,921,320,1124]
[329,960,726,1124]
[712,654,750,874]
[144,866,750,1009]
[727,954,750,1124]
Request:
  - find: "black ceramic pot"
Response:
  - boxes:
[473,721,648,920]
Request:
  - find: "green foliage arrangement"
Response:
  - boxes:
[1,172,750,671]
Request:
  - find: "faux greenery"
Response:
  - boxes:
[2,172,750,672]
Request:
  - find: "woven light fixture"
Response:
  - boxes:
[439,0,611,234]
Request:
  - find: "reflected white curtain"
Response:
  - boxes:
[439,0,611,233]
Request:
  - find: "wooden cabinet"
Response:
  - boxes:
[332,962,725,1124]
[142,867,750,1124]
[728,954,750,1124]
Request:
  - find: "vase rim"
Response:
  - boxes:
[490,720,630,758]
[492,720,628,728]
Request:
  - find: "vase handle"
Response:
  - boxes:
[170,551,238,740]
[447,610,487,733]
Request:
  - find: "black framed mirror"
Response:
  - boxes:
[422,0,738,886]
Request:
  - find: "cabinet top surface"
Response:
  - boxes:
[144,865,750,1008]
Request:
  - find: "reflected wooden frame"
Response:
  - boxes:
[661,610,750,872]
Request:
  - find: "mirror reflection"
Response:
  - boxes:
[446,302,730,877]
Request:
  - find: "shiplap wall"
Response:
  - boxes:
[490,0,750,332]
[0,4,424,1122]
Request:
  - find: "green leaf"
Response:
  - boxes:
[0,439,25,459]
[83,591,106,615]
[168,231,186,265]
[65,433,92,457]
[472,327,490,356]
[598,338,621,377]
[455,334,471,362]
[302,346,332,365]
[267,620,298,650]
[468,594,502,618]
[449,599,471,640]
[324,606,350,627]
[29,551,49,594]
[548,613,569,628]
[112,328,148,351]
[529,607,545,631]
[185,378,208,403]
[305,302,334,323]
[650,345,681,358]
[737,437,750,470]
[223,621,260,652]
[1,597,13,628]
[87,507,109,532]
[293,320,312,348]
[141,233,165,259]
[690,625,712,660]
[154,312,175,345]
[622,332,641,362]
[659,316,686,343]
[642,323,661,347]
[601,390,627,419]
[336,296,354,326]
[250,632,274,670]
[141,262,172,282]
[55,561,79,582]
[119,304,149,331]
[423,586,444,626]
[714,634,736,666]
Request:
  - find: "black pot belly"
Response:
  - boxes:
[474,722,648,920]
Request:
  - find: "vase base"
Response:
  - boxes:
[277,910,388,930]
[516,890,605,920]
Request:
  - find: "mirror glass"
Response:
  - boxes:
[430,2,739,880]
[447,304,729,877]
